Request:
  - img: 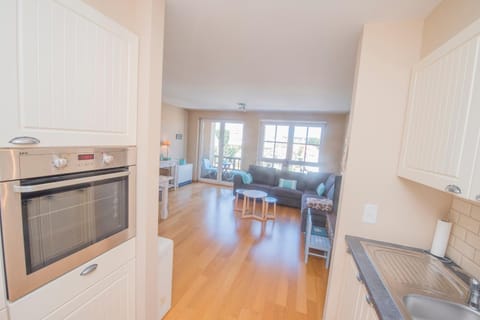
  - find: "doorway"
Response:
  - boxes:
[198,119,244,184]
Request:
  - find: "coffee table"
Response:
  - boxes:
[241,190,268,221]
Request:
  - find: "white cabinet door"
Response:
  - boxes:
[337,254,364,319]
[355,281,378,320]
[398,20,480,200]
[0,309,8,320]
[337,254,379,320]
[43,259,135,320]
[0,0,138,147]
[8,239,135,320]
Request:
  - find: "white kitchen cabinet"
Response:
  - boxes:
[337,253,378,320]
[0,0,138,147]
[398,19,480,201]
[8,239,135,320]
[43,260,135,320]
[0,309,8,320]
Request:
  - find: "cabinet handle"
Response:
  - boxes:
[80,264,98,276]
[445,184,462,194]
[365,294,373,306]
[8,136,40,145]
[356,273,363,283]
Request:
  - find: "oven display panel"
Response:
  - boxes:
[78,154,95,161]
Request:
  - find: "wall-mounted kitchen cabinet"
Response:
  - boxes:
[0,0,138,147]
[398,19,480,202]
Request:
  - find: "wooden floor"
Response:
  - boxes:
[158,183,328,320]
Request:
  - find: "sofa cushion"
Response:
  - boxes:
[278,178,297,190]
[271,186,303,201]
[316,182,326,196]
[324,174,336,191]
[248,165,276,186]
[306,197,333,211]
[275,171,307,191]
[304,172,329,191]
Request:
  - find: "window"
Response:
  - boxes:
[259,121,325,173]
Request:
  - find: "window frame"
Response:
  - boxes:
[257,120,327,172]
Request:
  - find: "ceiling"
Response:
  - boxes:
[162,0,441,113]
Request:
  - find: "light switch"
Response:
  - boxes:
[363,204,378,224]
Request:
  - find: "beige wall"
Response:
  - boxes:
[82,1,165,319]
[421,0,480,281]
[186,110,348,180]
[161,103,188,159]
[422,0,480,57]
[323,21,453,319]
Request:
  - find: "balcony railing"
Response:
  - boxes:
[212,155,242,171]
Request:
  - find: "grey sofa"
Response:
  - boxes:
[233,165,341,230]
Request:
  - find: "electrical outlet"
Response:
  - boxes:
[363,204,378,224]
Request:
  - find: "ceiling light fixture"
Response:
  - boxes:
[237,102,246,112]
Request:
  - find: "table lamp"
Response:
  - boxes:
[161,140,171,159]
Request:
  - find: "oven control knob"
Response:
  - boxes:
[53,157,68,169]
[103,153,114,165]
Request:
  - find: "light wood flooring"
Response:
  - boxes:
[158,183,328,320]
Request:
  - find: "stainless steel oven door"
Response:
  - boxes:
[0,167,136,301]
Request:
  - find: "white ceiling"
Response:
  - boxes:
[162,0,441,113]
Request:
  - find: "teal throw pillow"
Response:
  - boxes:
[244,173,253,184]
[316,183,326,196]
[236,171,253,184]
[279,178,297,190]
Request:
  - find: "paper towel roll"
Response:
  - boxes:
[430,219,452,258]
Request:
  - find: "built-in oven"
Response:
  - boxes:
[0,147,136,301]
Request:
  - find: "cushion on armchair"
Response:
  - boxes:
[306,197,333,211]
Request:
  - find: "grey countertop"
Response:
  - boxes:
[345,236,420,320]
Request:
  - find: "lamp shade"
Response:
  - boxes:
[161,140,171,146]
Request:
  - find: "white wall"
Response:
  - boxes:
[160,103,188,160]
[323,20,453,319]
[187,110,348,179]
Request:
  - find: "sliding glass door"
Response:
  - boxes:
[198,120,244,184]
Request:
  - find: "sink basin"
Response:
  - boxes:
[403,294,480,320]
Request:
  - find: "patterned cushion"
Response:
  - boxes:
[306,197,333,211]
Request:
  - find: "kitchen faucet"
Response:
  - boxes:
[468,278,480,311]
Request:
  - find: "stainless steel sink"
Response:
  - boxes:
[403,294,480,320]
[361,241,470,319]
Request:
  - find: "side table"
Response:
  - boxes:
[241,190,268,221]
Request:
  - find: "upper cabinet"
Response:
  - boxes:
[398,19,480,202]
[0,0,138,147]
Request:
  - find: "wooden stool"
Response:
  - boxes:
[264,196,277,220]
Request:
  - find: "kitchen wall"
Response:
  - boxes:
[82,1,165,319]
[421,0,480,278]
[446,199,480,278]
[323,20,453,319]
[160,103,188,160]
[421,0,480,57]
[186,110,348,180]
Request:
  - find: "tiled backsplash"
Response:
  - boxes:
[446,198,480,279]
